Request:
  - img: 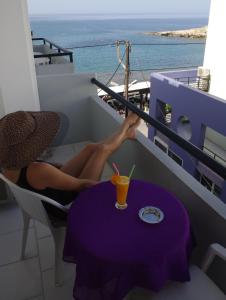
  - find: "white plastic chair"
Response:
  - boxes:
[0,173,69,286]
[128,243,226,300]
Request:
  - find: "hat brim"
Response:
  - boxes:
[4,111,60,169]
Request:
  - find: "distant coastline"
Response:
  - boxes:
[144,25,207,39]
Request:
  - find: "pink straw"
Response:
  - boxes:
[112,162,120,175]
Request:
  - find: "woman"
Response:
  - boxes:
[0,110,139,222]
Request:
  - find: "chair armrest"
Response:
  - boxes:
[38,194,69,213]
[0,173,69,213]
[201,243,226,272]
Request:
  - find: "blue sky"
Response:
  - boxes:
[27,0,211,18]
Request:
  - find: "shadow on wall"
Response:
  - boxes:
[0,88,6,119]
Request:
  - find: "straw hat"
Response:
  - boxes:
[0,111,60,169]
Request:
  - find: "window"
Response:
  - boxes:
[198,172,222,198]
[200,174,212,191]
[154,136,183,166]
[168,150,183,166]
[156,99,172,126]
[213,184,222,198]
[154,137,168,153]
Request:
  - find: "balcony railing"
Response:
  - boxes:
[175,76,210,92]
[203,146,226,167]
[32,38,73,63]
[99,86,150,115]
[91,77,226,180]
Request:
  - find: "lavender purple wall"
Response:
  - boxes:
[159,69,197,79]
[149,70,226,202]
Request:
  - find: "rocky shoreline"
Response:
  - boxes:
[145,26,207,39]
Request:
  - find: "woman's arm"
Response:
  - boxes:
[27,162,97,191]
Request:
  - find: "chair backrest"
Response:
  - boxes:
[0,173,67,227]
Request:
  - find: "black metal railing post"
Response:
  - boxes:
[203,146,226,165]
[175,76,210,92]
[32,38,74,63]
[91,77,226,179]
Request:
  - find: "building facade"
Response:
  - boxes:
[149,69,226,201]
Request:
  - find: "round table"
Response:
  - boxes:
[63,180,192,300]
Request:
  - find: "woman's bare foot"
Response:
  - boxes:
[97,113,140,154]
[122,112,139,131]
[102,113,138,144]
[126,118,141,139]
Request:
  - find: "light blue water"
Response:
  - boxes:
[30,16,207,78]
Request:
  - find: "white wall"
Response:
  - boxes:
[35,63,74,76]
[203,0,226,101]
[0,0,39,115]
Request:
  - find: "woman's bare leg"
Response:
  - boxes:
[79,120,140,181]
[78,145,113,181]
[60,143,100,177]
[61,114,140,178]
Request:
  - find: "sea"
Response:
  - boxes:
[30,15,208,83]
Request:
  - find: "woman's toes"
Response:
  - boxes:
[127,112,139,124]
[122,113,139,130]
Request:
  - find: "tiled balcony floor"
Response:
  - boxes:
[0,142,114,300]
[0,201,76,300]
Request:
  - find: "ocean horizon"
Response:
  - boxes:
[29,13,209,20]
[30,15,208,83]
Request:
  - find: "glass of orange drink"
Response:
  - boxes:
[111,174,130,209]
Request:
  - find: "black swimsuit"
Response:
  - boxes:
[16,164,78,222]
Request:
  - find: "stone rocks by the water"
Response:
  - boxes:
[145,26,207,39]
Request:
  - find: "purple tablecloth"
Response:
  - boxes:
[63,180,192,300]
